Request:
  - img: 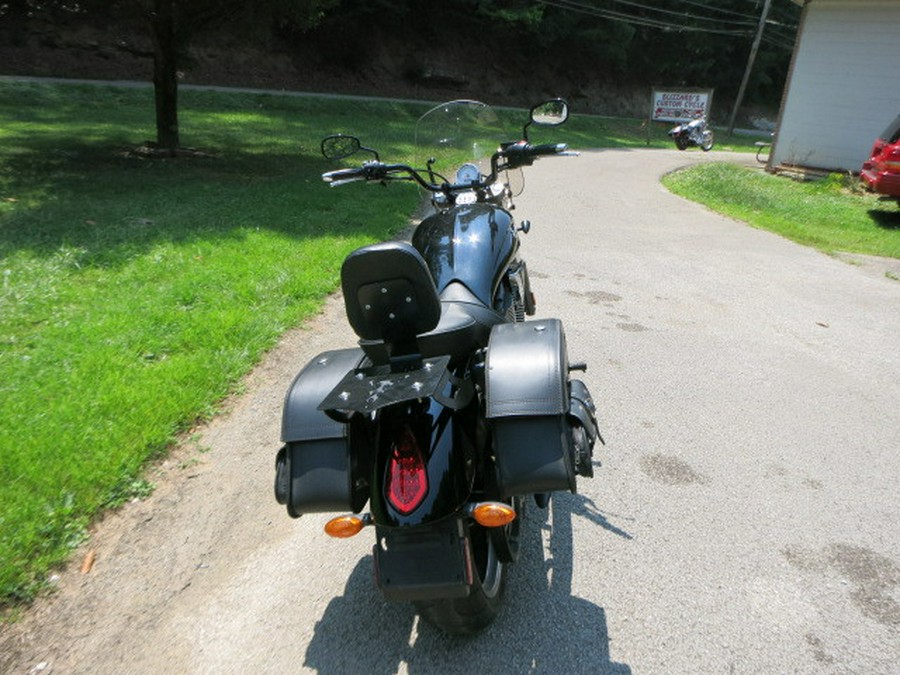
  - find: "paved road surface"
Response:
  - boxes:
[2,149,899,674]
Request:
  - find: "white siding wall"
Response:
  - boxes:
[771,0,900,172]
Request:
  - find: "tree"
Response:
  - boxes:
[126,0,337,152]
[143,0,180,150]
[1,0,249,150]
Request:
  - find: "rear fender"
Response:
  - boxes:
[369,397,477,527]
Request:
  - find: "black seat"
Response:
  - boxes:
[429,282,506,354]
[357,282,505,365]
[342,241,506,366]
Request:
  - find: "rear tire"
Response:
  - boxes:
[675,135,689,151]
[491,496,525,563]
[414,523,505,635]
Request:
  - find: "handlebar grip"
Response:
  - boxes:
[322,167,365,184]
[530,142,568,156]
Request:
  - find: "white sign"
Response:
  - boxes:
[651,89,713,122]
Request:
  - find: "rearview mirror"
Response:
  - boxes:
[321,134,361,160]
[530,99,569,126]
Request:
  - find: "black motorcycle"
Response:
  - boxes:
[668,115,714,151]
[274,99,601,634]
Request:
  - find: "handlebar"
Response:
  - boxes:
[323,161,436,190]
[322,141,571,191]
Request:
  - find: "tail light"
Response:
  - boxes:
[387,424,428,514]
[883,148,900,171]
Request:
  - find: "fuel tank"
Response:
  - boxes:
[411,204,517,308]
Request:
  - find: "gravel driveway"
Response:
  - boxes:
[2,149,898,675]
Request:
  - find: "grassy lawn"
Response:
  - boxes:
[663,163,900,261]
[0,83,434,607]
[0,79,867,610]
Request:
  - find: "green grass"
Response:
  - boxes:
[662,163,900,259]
[0,83,432,607]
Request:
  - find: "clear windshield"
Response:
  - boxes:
[414,100,524,196]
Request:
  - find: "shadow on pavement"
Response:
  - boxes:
[304,492,632,674]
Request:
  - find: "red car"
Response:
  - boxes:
[860,114,900,203]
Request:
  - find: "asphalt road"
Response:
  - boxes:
[2,149,899,674]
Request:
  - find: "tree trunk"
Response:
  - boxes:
[147,0,179,150]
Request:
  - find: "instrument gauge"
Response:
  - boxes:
[455,163,481,185]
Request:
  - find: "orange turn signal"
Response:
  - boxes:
[324,515,366,538]
[471,502,517,528]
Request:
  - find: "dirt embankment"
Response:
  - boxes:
[0,16,654,116]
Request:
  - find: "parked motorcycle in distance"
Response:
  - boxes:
[668,115,714,151]
[274,99,602,634]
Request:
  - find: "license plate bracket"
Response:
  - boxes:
[318,355,452,414]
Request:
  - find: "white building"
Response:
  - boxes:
[770,0,900,173]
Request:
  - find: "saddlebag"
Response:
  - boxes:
[486,319,598,497]
[275,348,370,518]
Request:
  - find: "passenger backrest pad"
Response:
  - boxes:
[341,242,442,342]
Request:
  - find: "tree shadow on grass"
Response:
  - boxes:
[0,84,432,270]
[0,139,412,264]
[868,207,900,230]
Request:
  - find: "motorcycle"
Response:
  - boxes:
[668,115,714,151]
[274,99,602,634]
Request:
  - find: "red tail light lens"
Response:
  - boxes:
[387,425,428,514]
[883,148,900,171]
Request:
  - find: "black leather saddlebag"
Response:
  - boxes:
[486,319,578,497]
[274,348,370,518]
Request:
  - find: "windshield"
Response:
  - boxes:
[414,100,524,195]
